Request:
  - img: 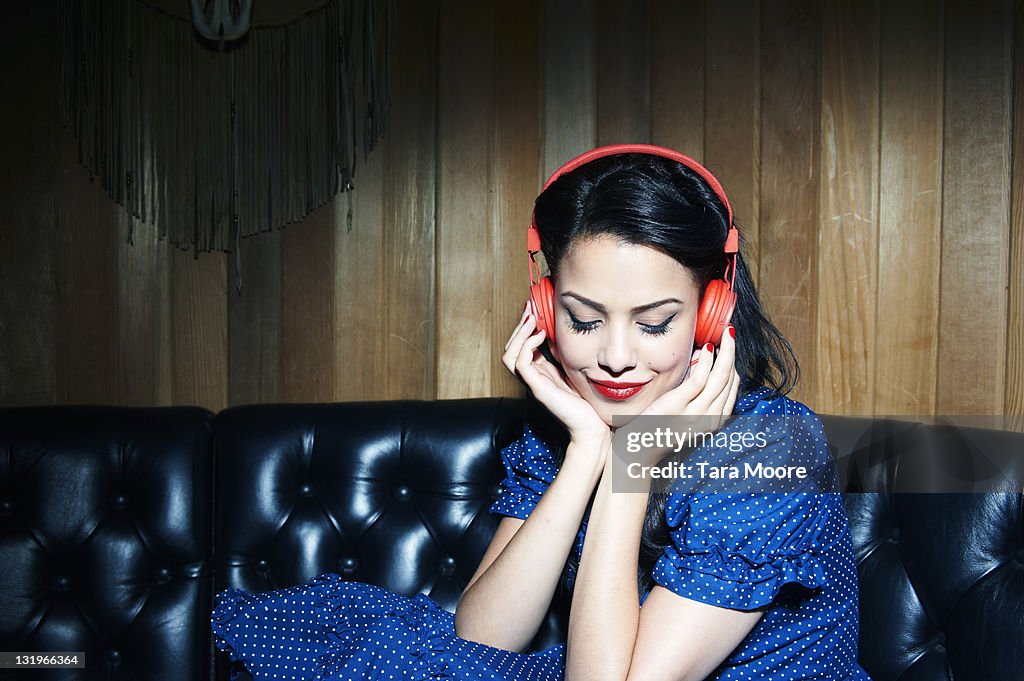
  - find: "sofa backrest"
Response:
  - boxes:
[1,401,1022,681]
[0,406,214,681]
[821,414,1024,680]
[212,397,568,681]
[211,398,535,621]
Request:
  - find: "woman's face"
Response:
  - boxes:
[551,235,702,426]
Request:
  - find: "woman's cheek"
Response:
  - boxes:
[557,335,593,373]
[650,341,694,386]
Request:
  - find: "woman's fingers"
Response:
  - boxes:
[503,303,532,353]
[726,368,740,411]
[701,326,737,409]
[680,343,716,403]
[703,326,739,425]
[707,365,739,419]
[513,325,550,385]
[507,309,579,406]
[502,311,537,374]
[511,326,607,439]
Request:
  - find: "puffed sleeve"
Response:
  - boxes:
[652,491,837,611]
[652,397,843,610]
[489,424,559,520]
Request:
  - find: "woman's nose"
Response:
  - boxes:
[598,328,637,375]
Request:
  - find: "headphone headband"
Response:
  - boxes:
[539,143,734,227]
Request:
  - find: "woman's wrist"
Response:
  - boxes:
[561,434,612,485]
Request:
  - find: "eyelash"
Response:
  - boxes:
[566,313,675,337]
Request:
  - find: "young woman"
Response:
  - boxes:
[212,145,869,680]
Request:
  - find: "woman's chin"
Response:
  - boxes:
[594,401,650,429]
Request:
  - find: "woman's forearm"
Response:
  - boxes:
[455,446,604,652]
[566,441,650,681]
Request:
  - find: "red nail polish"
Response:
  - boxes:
[704,343,714,352]
[728,325,735,339]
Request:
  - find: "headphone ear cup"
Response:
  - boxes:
[694,279,737,348]
[529,276,557,350]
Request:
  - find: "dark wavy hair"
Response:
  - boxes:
[530,152,799,598]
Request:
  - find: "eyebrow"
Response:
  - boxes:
[561,292,684,314]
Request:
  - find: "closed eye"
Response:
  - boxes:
[640,314,675,336]
[567,311,599,334]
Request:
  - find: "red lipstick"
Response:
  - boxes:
[589,379,650,401]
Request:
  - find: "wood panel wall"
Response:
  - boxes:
[2,0,1022,424]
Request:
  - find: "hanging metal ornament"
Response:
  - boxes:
[190,0,253,41]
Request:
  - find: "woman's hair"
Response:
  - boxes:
[531,152,800,597]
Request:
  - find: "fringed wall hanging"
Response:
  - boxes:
[58,0,392,287]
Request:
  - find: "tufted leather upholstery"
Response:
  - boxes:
[822,415,1024,680]
[0,406,213,681]
[1,400,1021,681]
[210,398,569,681]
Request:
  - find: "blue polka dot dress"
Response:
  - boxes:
[212,387,871,680]
[212,577,564,680]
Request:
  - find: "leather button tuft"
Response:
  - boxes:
[107,649,120,663]
[112,494,127,510]
[0,500,12,513]
[440,555,456,576]
[489,484,503,500]
[340,557,358,575]
[256,559,268,571]
[300,484,313,498]
[55,575,70,591]
[888,526,901,542]
[394,486,411,501]
[155,567,171,584]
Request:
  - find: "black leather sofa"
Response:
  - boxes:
[1,399,1022,681]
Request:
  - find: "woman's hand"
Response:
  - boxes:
[642,324,740,429]
[503,305,609,445]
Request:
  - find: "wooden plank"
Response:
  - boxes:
[55,138,120,406]
[436,0,495,399]
[596,0,650,145]
[281,203,335,402]
[937,0,1012,415]
[118,210,172,406]
[227,229,282,405]
[705,0,761,280]
[758,0,820,407]
[170,249,228,411]
[383,0,437,401]
[492,0,541,398]
[542,0,597,177]
[155,240,174,406]
[334,144,385,402]
[875,0,943,416]
[1006,0,1024,431]
[0,1,57,407]
[816,0,879,415]
[650,0,705,158]
[333,0,385,404]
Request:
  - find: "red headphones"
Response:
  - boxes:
[528,144,738,353]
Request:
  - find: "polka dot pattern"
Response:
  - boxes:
[490,387,872,680]
[213,575,566,680]
[211,388,871,679]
